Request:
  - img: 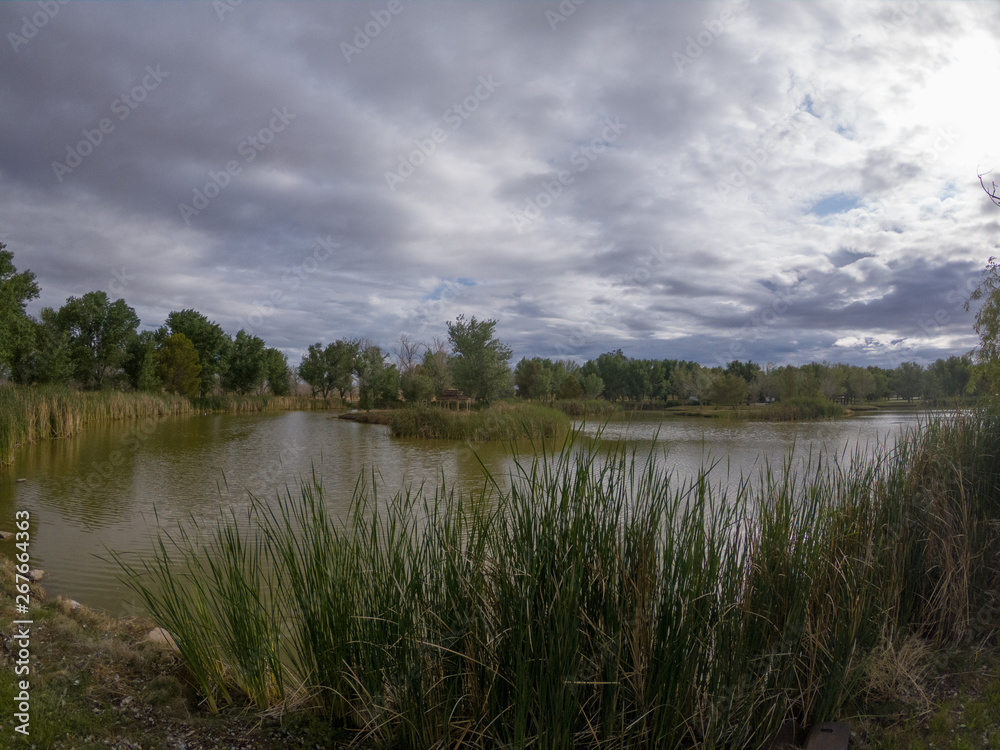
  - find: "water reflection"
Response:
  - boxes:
[0,410,931,614]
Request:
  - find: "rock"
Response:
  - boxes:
[147,627,179,652]
[0,530,14,541]
[27,569,45,582]
[15,478,26,483]
[58,597,82,614]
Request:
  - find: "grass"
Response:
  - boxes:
[551,398,622,417]
[192,394,336,413]
[0,554,341,748]
[0,385,336,469]
[388,402,570,441]
[0,385,194,466]
[113,410,1000,748]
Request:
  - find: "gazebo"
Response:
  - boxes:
[435,388,473,411]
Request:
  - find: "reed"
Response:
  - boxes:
[116,411,1000,748]
[0,385,193,467]
[192,394,335,413]
[389,403,569,441]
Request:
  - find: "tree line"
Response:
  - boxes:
[0,245,985,406]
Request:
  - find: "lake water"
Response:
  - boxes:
[0,409,931,615]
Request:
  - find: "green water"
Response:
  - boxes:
[0,409,928,614]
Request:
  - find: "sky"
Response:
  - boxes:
[2,0,1000,369]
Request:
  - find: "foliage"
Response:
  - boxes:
[579,371,604,399]
[53,291,140,388]
[400,370,434,404]
[155,333,202,399]
[263,348,291,396]
[165,310,231,397]
[709,372,749,408]
[514,357,550,399]
[222,330,267,395]
[389,402,568,440]
[0,245,40,374]
[123,330,161,393]
[421,345,451,396]
[0,385,193,466]
[355,344,398,410]
[118,412,1000,747]
[554,373,583,399]
[297,339,358,400]
[447,314,513,404]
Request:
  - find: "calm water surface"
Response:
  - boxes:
[0,409,931,614]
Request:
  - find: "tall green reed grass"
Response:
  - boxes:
[390,403,569,441]
[115,411,1000,748]
[0,385,193,467]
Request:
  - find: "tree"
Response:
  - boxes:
[892,361,924,402]
[394,335,422,376]
[514,357,551,400]
[0,245,40,375]
[54,291,140,388]
[166,310,231,396]
[421,342,451,396]
[555,374,584,400]
[580,372,604,399]
[155,333,202,398]
[446,315,513,404]
[355,344,398,410]
[710,373,749,409]
[123,330,161,392]
[590,351,628,401]
[263,348,291,395]
[400,370,434,404]
[223,330,267,394]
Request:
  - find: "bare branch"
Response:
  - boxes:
[979,170,1000,207]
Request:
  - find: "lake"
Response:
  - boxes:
[0,409,930,615]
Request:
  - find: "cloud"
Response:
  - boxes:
[2,0,998,367]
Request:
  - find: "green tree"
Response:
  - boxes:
[54,291,140,388]
[0,245,40,375]
[223,330,267,395]
[400,369,435,404]
[710,373,749,409]
[555,374,583,400]
[263,348,291,396]
[155,333,202,398]
[446,315,513,404]
[327,339,360,402]
[514,357,551,400]
[580,372,604,399]
[421,342,451,397]
[589,351,628,401]
[123,330,161,392]
[892,361,924,402]
[166,310,231,396]
[355,344,398,410]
